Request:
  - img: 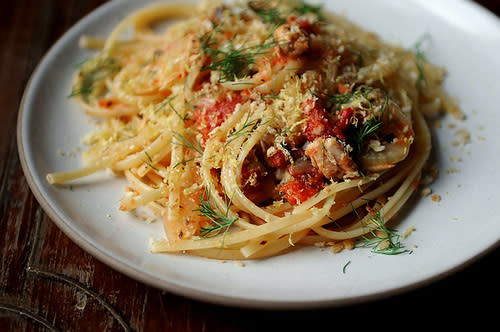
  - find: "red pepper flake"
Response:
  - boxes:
[98,99,114,108]
[160,90,172,98]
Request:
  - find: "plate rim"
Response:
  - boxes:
[16,0,500,309]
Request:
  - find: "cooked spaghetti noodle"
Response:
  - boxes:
[47,0,459,260]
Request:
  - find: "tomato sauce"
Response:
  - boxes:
[279,161,325,205]
[331,107,353,141]
[302,99,334,141]
[266,149,287,168]
[195,93,244,141]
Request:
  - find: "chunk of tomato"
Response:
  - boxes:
[303,99,334,141]
[279,162,325,205]
[332,107,353,141]
[280,181,318,205]
[195,94,244,141]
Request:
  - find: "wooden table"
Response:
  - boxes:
[2,1,499,330]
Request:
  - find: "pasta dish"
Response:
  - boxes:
[46,0,460,260]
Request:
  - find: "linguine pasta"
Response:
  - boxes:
[47,0,459,260]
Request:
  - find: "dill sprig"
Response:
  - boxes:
[143,151,159,171]
[69,57,121,100]
[199,16,278,82]
[313,87,389,166]
[351,116,382,153]
[294,0,324,19]
[248,1,286,25]
[140,49,163,67]
[172,158,196,169]
[315,86,375,109]
[196,189,238,240]
[225,110,260,145]
[171,131,203,155]
[200,18,223,46]
[346,88,389,154]
[356,208,410,255]
[170,132,203,169]
[154,96,187,121]
[313,86,387,155]
[202,39,276,82]
[342,260,351,273]
[414,34,431,89]
[116,131,137,142]
[153,95,174,112]
[327,216,345,231]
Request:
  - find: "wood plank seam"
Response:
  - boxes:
[0,302,60,332]
[23,208,133,332]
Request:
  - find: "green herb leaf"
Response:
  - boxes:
[171,131,203,155]
[199,16,279,82]
[143,151,159,171]
[202,39,276,82]
[225,110,260,145]
[316,86,375,109]
[342,260,351,273]
[351,117,382,153]
[140,50,163,67]
[342,88,389,154]
[69,57,121,100]
[294,0,324,19]
[414,33,431,89]
[357,208,410,255]
[153,96,188,121]
[248,1,286,25]
[172,158,196,169]
[196,189,238,241]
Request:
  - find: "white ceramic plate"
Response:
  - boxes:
[18,0,500,309]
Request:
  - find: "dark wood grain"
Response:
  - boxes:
[1,1,499,331]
